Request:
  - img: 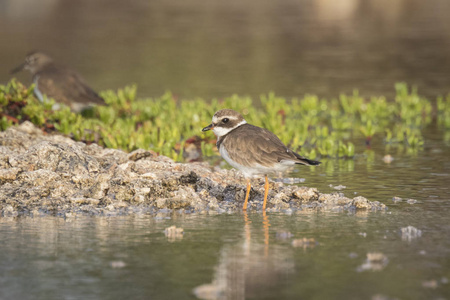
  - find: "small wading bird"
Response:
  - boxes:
[11,51,105,112]
[202,109,320,211]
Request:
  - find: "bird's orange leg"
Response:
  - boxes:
[262,175,269,210]
[243,179,251,210]
[263,210,270,257]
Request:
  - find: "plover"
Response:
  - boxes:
[202,109,320,210]
[11,51,105,112]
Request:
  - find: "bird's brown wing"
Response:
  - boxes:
[36,65,105,107]
[222,124,314,167]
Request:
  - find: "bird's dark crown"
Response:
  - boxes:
[212,109,245,129]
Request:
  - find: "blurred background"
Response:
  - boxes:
[1,0,449,99]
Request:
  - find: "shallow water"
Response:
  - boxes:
[1,129,449,300]
[1,209,449,300]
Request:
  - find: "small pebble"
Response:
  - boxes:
[406,198,418,204]
[382,155,394,163]
[110,261,127,268]
[422,280,438,289]
[392,197,402,203]
[333,185,347,190]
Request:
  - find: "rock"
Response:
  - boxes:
[127,149,156,161]
[332,184,346,190]
[0,168,21,183]
[406,198,418,204]
[0,123,387,216]
[382,154,394,163]
[351,196,371,209]
[110,261,127,268]
[392,196,402,202]
[292,187,319,202]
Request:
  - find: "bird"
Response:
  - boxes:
[202,109,320,211]
[10,51,105,112]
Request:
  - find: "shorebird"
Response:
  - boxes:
[11,51,105,112]
[202,109,320,210]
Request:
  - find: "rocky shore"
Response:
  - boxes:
[0,122,386,216]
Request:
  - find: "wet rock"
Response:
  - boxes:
[392,196,402,203]
[382,154,394,163]
[110,261,127,268]
[292,187,319,202]
[270,192,291,209]
[330,184,346,190]
[351,196,371,209]
[406,198,418,204]
[0,123,387,216]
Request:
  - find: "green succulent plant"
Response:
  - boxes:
[1,79,448,162]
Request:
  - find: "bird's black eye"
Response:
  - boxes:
[223,118,229,123]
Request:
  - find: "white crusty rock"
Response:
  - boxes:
[0,123,386,215]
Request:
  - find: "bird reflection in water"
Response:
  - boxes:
[193,212,295,300]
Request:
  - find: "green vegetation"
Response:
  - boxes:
[1,79,449,162]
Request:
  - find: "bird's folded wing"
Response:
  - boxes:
[223,126,298,168]
[37,67,104,105]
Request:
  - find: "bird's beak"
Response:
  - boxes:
[10,62,26,74]
[202,123,214,132]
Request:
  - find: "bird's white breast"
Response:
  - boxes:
[33,76,44,103]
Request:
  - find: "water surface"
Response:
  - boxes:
[1,208,449,300]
